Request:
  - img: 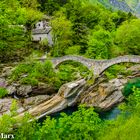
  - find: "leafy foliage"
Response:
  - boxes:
[115,19,140,55]
[0,87,8,98]
[10,60,55,86]
[0,0,136,61]
[10,60,90,90]
[100,87,140,140]
[86,28,113,59]
[123,78,140,97]
[0,0,42,62]
[51,11,73,56]
[14,106,102,140]
[105,64,132,80]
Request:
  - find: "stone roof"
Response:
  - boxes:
[32,27,52,35]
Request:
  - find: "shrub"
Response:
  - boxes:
[105,64,132,80]
[123,78,140,97]
[39,38,49,51]
[22,105,102,140]
[10,60,91,90]
[0,26,29,63]
[105,71,116,80]
[10,60,55,86]
[20,77,39,86]
[0,87,8,98]
[100,87,140,140]
[65,45,81,55]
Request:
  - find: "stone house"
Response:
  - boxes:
[32,20,53,46]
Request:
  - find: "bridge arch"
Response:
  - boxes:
[51,55,93,70]
[47,55,140,77]
[97,55,140,75]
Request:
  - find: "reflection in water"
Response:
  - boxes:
[99,107,121,120]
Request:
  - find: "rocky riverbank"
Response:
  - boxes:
[0,64,140,118]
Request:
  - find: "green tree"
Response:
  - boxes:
[19,0,39,9]
[38,0,67,14]
[0,0,43,62]
[37,105,101,140]
[51,11,73,56]
[115,19,140,55]
[65,45,81,55]
[100,87,140,140]
[86,28,113,59]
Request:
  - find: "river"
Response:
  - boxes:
[39,106,121,124]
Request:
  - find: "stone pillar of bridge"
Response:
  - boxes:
[92,62,104,77]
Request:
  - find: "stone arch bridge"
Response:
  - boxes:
[44,55,140,76]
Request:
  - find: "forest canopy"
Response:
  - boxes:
[0,0,138,62]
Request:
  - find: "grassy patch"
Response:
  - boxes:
[105,64,132,80]
[10,60,55,86]
[0,87,8,98]
[9,60,90,90]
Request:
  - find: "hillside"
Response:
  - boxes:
[126,0,140,14]
[91,0,140,16]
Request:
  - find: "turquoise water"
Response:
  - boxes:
[99,107,121,120]
[39,106,78,123]
[39,106,121,123]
